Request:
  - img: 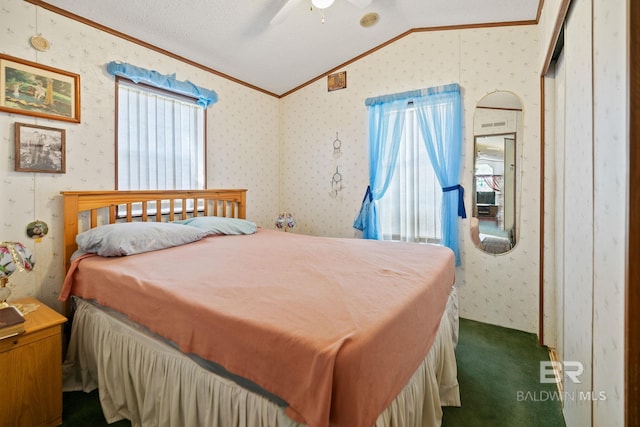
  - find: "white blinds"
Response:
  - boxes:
[117,81,205,190]
[379,109,442,243]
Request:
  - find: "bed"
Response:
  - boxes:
[60,189,460,427]
[469,217,513,254]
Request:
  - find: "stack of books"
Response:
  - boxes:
[0,306,25,340]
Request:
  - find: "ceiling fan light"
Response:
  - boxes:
[311,0,335,9]
[360,12,379,28]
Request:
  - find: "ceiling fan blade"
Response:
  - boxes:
[347,0,373,8]
[270,0,305,25]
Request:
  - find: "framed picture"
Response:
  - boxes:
[0,53,80,123]
[15,122,66,173]
[328,71,347,92]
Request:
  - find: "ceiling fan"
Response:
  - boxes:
[270,0,373,25]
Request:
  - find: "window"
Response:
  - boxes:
[378,107,442,243]
[354,84,463,265]
[116,78,206,190]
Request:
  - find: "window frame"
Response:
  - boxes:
[114,75,207,191]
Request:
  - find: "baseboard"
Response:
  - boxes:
[548,347,564,397]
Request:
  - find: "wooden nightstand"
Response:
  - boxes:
[0,297,67,427]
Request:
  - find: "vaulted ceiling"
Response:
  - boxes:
[30,0,541,97]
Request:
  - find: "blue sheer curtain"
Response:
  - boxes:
[353,98,407,238]
[414,86,465,265]
[354,83,465,265]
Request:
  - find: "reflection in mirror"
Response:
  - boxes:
[471,91,522,254]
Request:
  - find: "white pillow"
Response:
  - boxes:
[175,216,257,235]
[76,222,208,257]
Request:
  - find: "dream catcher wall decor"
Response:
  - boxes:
[330,132,345,198]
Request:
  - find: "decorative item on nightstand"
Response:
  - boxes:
[0,304,25,339]
[0,242,35,308]
[275,212,296,232]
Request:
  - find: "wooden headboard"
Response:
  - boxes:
[60,189,247,274]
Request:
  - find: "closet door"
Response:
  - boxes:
[560,1,594,425]
[549,48,565,378]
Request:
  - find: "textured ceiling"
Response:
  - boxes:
[34,0,540,97]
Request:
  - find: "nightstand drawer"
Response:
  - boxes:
[0,326,59,353]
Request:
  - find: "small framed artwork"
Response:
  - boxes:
[328,71,347,92]
[15,122,66,173]
[0,53,80,123]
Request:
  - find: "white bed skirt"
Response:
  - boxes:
[63,293,460,427]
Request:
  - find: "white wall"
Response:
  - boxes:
[280,26,542,334]
[0,0,280,311]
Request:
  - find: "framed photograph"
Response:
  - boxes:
[0,53,80,123]
[328,71,347,92]
[15,122,66,173]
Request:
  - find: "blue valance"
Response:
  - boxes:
[364,83,460,107]
[106,61,218,108]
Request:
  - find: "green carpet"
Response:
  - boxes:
[443,318,565,427]
[61,318,565,427]
[479,221,510,239]
[62,389,131,427]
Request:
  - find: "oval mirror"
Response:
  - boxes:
[470,91,522,254]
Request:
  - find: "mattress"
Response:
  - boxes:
[61,229,459,427]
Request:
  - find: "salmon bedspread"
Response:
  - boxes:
[61,229,455,427]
